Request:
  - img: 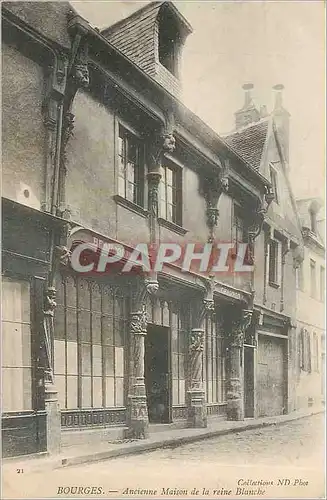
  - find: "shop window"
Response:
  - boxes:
[54,276,128,410]
[2,277,32,412]
[117,125,145,207]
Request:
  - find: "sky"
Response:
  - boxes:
[71,0,325,200]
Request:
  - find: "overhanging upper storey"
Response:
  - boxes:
[101,1,193,97]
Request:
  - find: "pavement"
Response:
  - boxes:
[3,406,324,474]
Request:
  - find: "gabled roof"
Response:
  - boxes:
[223,119,269,171]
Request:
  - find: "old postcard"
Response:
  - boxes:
[1,1,325,499]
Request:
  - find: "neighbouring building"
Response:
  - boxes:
[2,1,306,459]
[295,198,325,409]
[223,83,306,418]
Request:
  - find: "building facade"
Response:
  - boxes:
[1,1,310,459]
[223,83,306,417]
[294,198,325,409]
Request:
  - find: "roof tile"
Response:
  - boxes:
[224,119,269,171]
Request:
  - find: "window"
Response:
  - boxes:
[232,205,246,244]
[268,239,281,285]
[54,276,128,409]
[2,277,32,412]
[232,204,252,263]
[160,164,182,225]
[269,166,279,204]
[158,13,180,76]
[118,125,144,207]
[296,262,305,291]
[313,333,319,372]
[204,315,226,404]
[310,209,317,233]
[320,266,325,302]
[171,303,189,406]
[310,259,316,298]
[299,328,311,373]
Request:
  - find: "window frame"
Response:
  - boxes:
[232,203,247,245]
[299,328,312,373]
[54,276,129,410]
[310,258,317,299]
[320,266,325,302]
[313,332,319,372]
[204,314,226,405]
[1,276,33,413]
[159,161,183,226]
[157,14,181,77]
[116,122,145,209]
[232,203,254,265]
[268,237,281,287]
[171,302,188,406]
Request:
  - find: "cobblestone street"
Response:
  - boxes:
[123,413,325,467]
[3,414,325,499]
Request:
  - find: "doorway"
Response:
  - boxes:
[145,325,171,423]
[244,347,255,418]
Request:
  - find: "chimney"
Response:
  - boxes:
[272,84,290,165]
[260,105,268,118]
[234,83,260,129]
[273,83,284,110]
[243,83,254,106]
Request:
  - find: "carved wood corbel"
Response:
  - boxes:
[146,114,176,292]
[247,186,274,264]
[42,53,69,214]
[202,163,229,243]
[55,11,91,216]
[292,244,304,269]
[229,309,253,349]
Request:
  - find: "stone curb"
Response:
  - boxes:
[3,409,324,473]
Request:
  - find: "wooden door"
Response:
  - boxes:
[257,335,286,417]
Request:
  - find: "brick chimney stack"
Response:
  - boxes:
[234,83,260,129]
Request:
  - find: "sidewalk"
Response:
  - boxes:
[3,406,324,473]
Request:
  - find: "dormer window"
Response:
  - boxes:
[102,2,192,96]
[158,11,181,77]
